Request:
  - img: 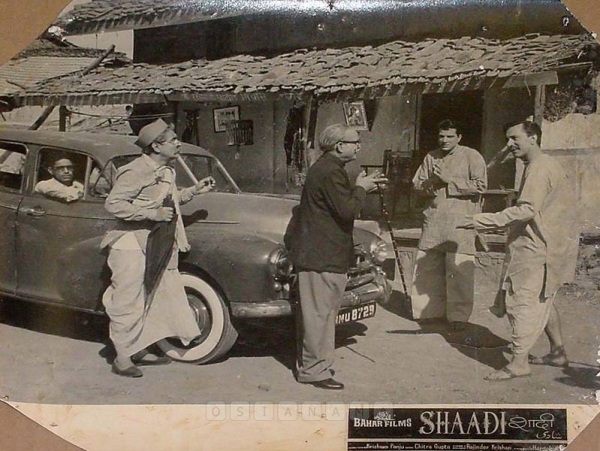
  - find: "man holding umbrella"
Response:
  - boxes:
[101,119,215,377]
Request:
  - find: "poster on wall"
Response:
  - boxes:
[0,1,599,450]
[213,105,240,133]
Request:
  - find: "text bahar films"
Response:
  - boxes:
[0,0,599,450]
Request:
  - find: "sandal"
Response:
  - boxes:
[484,367,531,382]
[528,348,569,368]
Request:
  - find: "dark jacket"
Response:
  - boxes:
[285,152,366,273]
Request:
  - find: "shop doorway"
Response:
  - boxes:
[418,90,484,162]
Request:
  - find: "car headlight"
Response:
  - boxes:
[268,247,294,279]
[370,239,392,265]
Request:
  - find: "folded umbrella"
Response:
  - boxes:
[144,194,177,299]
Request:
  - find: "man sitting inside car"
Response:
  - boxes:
[35,155,84,203]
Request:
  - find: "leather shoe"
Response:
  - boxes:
[111,362,143,378]
[303,378,344,390]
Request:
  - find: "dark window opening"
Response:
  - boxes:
[418,90,485,162]
[0,142,27,192]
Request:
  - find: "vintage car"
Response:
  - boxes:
[0,128,393,364]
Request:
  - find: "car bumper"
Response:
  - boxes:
[230,270,391,318]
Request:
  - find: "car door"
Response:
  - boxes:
[0,141,28,295]
[16,146,115,312]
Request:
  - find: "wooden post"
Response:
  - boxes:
[271,99,277,193]
[533,84,546,126]
[58,106,68,131]
[173,101,186,138]
[303,94,319,168]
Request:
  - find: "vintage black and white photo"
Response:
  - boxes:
[0,0,599,449]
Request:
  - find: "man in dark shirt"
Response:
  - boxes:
[285,123,386,390]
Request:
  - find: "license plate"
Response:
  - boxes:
[336,301,377,325]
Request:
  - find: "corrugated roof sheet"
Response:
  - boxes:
[16,37,109,59]
[16,34,597,106]
[1,38,129,98]
[0,57,98,96]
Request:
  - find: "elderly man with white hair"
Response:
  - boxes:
[285,123,387,390]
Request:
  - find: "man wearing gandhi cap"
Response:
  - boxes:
[101,119,215,377]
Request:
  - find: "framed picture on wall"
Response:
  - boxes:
[343,101,368,130]
[213,106,240,132]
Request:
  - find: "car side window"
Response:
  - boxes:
[91,155,137,198]
[89,160,112,199]
[0,142,27,192]
[35,148,88,203]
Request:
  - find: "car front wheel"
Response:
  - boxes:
[156,273,238,364]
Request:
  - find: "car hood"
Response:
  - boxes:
[181,191,382,246]
[181,192,298,243]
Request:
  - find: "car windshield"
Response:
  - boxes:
[94,153,241,196]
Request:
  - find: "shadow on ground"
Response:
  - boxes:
[382,290,510,370]
[0,297,115,363]
[555,365,600,390]
[230,317,370,374]
[0,297,108,342]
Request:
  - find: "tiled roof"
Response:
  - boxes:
[58,0,252,35]
[16,34,597,106]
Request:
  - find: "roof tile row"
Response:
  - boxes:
[15,33,597,103]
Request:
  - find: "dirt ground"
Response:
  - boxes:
[1,278,598,406]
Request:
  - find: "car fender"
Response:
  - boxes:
[181,225,284,305]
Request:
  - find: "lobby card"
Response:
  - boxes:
[0,0,599,450]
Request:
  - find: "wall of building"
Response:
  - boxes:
[542,113,600,149]
[178,99,287,193]
[545,148,600,234]
[66,31,134,59]
[176,95,418,201]
[132,2,583,63]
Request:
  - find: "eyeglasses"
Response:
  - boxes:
[339,140,361,145]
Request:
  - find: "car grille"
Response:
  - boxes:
[347,245,376,290]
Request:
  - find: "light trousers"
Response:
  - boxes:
[504,265,554,357]
[410,249,475,322]
[296,271,347,383]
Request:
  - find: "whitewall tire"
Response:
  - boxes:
[157,273,238,364]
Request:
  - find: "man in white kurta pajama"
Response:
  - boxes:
[411,120,487,330]
[102,119,214,377]
[461,120,577,381]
